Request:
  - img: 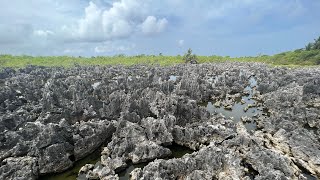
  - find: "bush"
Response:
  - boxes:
[183,48,198,64]
[305,36,320,50]
[299,51,317,60]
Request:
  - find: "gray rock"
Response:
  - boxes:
[0,63,319,179]
[0,156,39,180]
[73,119,115,161]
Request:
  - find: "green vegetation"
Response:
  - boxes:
[0,50,319,69]
[183,48,198,64]
[0,54,185,68]
[1,37,320,68]
[305,36,320,51]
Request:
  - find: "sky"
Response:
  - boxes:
[0,0,320,57]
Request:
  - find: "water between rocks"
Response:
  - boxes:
[200,76,263,132]
[40,144,193,180]
[169,75,177,81]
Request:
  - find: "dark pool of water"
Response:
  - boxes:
[39,148,101,180]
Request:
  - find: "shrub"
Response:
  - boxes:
[305,36,320,50]
[183,48,198,64]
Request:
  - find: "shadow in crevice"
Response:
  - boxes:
[39,137,113,180]
[292,160,318,180]
[240,159,259,180]
[166,142,195,159]
[39,147,102,180]
[303,123,319,136]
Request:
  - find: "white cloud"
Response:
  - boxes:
[34,30,54,37]
[65,0,168,42]
[178,39,184,47]
[0,0,318,56]
[94,42,136,53]
[141,16,168,35]
[76,2,104,41]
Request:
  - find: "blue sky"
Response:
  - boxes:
[0,0,320,57]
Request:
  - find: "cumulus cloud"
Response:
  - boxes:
[141,16,168,35]
[65,0,168,42]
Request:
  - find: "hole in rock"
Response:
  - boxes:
[240,159,259,179]
[0,136,6,143]
[1,161,7,166]
[20,98,28,103]
[148,111,158,119]
[68,155,75,162]
[166,143,195,159]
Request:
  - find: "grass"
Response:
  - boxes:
[0,49,319,68]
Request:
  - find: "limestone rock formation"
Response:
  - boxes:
[0,63,319,179]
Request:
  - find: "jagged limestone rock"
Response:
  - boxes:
[0,63,319,179]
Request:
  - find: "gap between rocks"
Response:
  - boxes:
[39,136,113,180]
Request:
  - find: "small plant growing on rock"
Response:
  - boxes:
[183,48,198,64]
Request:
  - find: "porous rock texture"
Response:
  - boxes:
[0,63,319,180]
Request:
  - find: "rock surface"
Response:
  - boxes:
[0,63,319,180]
